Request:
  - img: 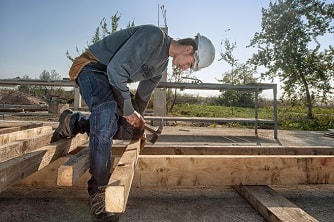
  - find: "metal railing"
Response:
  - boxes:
[0,79,278,138]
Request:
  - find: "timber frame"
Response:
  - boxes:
[0,121,333,221]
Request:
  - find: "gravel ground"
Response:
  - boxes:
[1,185,334,222]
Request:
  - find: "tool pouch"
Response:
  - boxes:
[69,50,99,81]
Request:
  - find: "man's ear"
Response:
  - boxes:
[186,45,194,53]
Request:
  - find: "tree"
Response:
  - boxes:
[94,12,121,41]
[17,75,32,94]
[248,0,334,118]
[166,66,181,112]
[219,38,258,111]
[16,70,65,100]
[38,69,61,82]
[219,38,238,113]
[218,64,258,108]
[66,12,135,61]
[37,70,63,98]
[219,38,238,83]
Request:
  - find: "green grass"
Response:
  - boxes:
[169,104,334,131]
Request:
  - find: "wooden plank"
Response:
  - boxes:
[105,139,141,213]
[57,143,125,187]
[5,141,326,158]
[0,142,22,162]
[0,131,53,162]
[0,126,52,145]
[0,133,88,192]
[17,155,121,188]
[57,144,90,186]
[0,121,42,128]
[0,122,43,134]
[112,156,121,169]
[16,156,71,188]
[134,155,334,187]
[233,185,318,222]
[135,145,334,155]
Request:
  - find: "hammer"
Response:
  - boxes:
[144,123,163,144]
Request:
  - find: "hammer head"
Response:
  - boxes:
[148,125,163,144]
[143,121,164,144]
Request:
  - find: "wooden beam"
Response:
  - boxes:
[0,122,43,134]
[57,144,90,186]
[0,121,43,128]
[134,155,334,187]
[136,145,334,155]
[57,143,125,187]
[0,142,22,163]
[0,132,53,162]
[112,156,122,169]
[105,139,141,213]
[17,156,71,188]
[0,133,88,192]
[0,126,52,145]
[233,185,318,222]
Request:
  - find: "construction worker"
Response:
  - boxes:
[51,24,215,222]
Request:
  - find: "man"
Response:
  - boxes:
[51,24,215,222]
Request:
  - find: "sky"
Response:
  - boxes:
[0,0,333,97]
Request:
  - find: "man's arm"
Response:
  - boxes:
[133,75,162,114]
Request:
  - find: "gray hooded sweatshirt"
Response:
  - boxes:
[88,25,171,116]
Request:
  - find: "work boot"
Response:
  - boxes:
[90,191,119,222]
[50,109,74,143]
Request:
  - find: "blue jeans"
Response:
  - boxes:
[75,62,119,196]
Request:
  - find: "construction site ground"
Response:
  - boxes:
[1,119,334,222]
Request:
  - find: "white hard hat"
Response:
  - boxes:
[192,33,215,71]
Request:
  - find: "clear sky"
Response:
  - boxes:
[0,0,333,97]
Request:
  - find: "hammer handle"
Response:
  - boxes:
[144,124,158,133]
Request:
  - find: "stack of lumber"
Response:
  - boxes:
[0,121,88,192]
[0,121,141,214]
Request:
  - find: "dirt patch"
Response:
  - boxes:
[0,91,47,105]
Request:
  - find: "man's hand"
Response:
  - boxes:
[125,111,145,130]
